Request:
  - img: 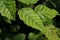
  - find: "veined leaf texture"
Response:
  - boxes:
[34,5,58,19]
[18,7,60,40]
[0,0,16,20]
[18,0,39,5]
[18,8,44,32]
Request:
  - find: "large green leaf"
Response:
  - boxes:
[0,0,16,21]
[18,0,39,5]
[34,5,58,19]
[18,8,44,31]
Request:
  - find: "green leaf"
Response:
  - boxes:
[0,0,16,21]
[56,28,60,38]
[34,4,58,19]
[44,24,60,40]
[18,8,60,40]
[28,32,47,40]
[18,0,39,5]
[18,8,44,31]
[13,34,26,40]
[28,32,39,40]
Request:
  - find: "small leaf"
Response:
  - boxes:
[18,0,39,5]
[0,0,16,21]
[13,34,26,40]
[28,32,39,40]
[28,32,47,40]
[44,24,60,40]
[34,4,58,19]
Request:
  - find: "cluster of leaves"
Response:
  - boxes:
[0,0,60,40]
